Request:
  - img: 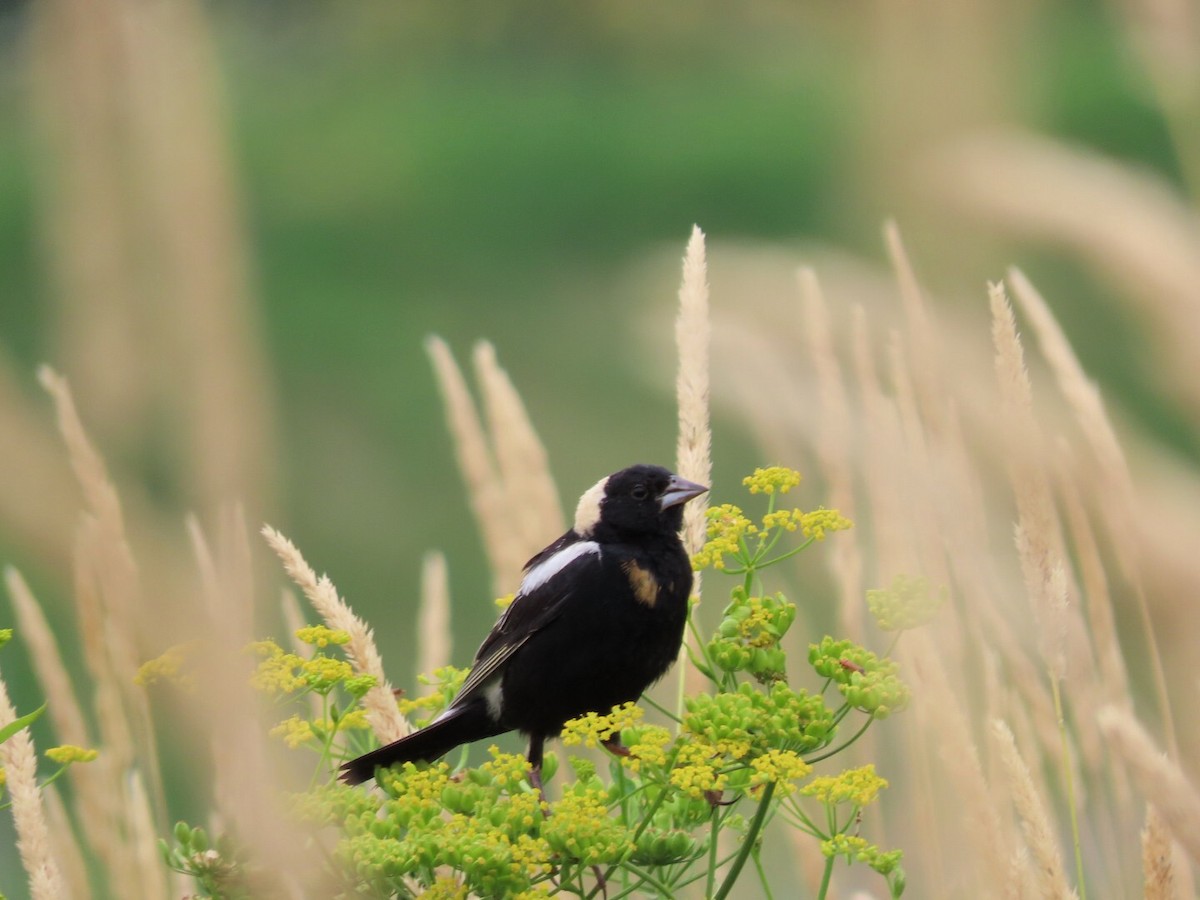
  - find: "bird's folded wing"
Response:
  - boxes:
[452,538,601,706]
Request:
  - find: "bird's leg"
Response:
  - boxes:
[526,734,548,809]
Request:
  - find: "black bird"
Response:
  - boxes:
[340,464,707,791]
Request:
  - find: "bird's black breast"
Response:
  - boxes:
[497,535,692,736]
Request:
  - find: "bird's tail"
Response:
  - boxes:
[339,701,503,785]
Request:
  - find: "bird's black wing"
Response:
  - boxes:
[451,532,598,706]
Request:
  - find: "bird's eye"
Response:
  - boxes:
[630,484,650,501]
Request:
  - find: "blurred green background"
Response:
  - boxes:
[1,1,1198,896]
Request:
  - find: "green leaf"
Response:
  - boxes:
[0,702,46,745]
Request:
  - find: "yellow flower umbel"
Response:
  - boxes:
[248,640,306,695]
[135,643,196,690]
[748,749,811,795]
[693,504,757,571]
[867,573,946,631]
[801,764,889,807]
[561,702,644,749]
[668,742,729,799]
[821,834,903,877]
[295,625,351,649]
[742,467,802,495]
[45,745,99,765]
[397,665,469,725]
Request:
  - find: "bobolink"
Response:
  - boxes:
[340,464,707,790]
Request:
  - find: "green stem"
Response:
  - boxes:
[588,785,673,899]
[619,862,677,898]
[713,780,776,900]
[1051,677,1087,900]
[752,844,775,900]
[816,855,835,900]
[706,806,721,898]
[804,714,873,765]
[641,692,683,724]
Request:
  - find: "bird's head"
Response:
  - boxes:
[573,464,708,541]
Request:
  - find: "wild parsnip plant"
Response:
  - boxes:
[174,466,919,899]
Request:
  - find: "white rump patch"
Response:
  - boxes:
[573,476,608,536]
[484,681,504,720]
[520,540,601,594]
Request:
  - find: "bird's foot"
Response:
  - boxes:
[704,789,736,807]
[601,735,631,757]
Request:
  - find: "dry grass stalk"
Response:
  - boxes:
[117,0,274,512]
[262,525,410,742]
[1098,705,1200,865]
[426,335,526,595]
[673,225,714,703]
[991,719,1077,899]
[675,224,713,561]
[127,769,169,898]
[1007,268,1178,759]
[43,786,89,899]
[191,512,316,888]
[906,630,1012,890]
[934,132,1200,418]
[418,550,453,681]
[849,305,912,579]
[0,671,67,899]
[1051,448,1130,709]
[40,366,158,776]
[474,341,564,559]
[884,221,944,436]
[4,566,92,753]
[1142,805,1178,900]
[798,267,863,638]
[32,0,274,513]
[989,283,1069,682]
[0,357,81,579]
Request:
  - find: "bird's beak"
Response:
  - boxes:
[659,475,708,510]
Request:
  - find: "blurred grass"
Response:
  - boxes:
[0,0,1190,682]
[0,2,1198,894]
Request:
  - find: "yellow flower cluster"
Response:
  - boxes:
[820,833,903,875]
[748,749,811,794]
[742,467,803,495]
[760,509,802,532]
[134,643,195,690]
[295,625,351,648]
[270,709,369,749]
[693,504,757,570]
[668,742,728,798]
[45,745,99,765]
[799,508,853,541]
[415,876,469,899]
[621,725,672,773]
[867,573,946,631]
[561,702,644,748]
[801,764,888,807]
[270,715,315,749]
[302,656,355,691]
[481,746,531,791]
[398,666,469,722]
[248,640,305,695]
[542,788,633,865]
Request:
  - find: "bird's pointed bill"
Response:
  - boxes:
[659,475,708,510]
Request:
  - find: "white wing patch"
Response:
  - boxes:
[520,540,601,594]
